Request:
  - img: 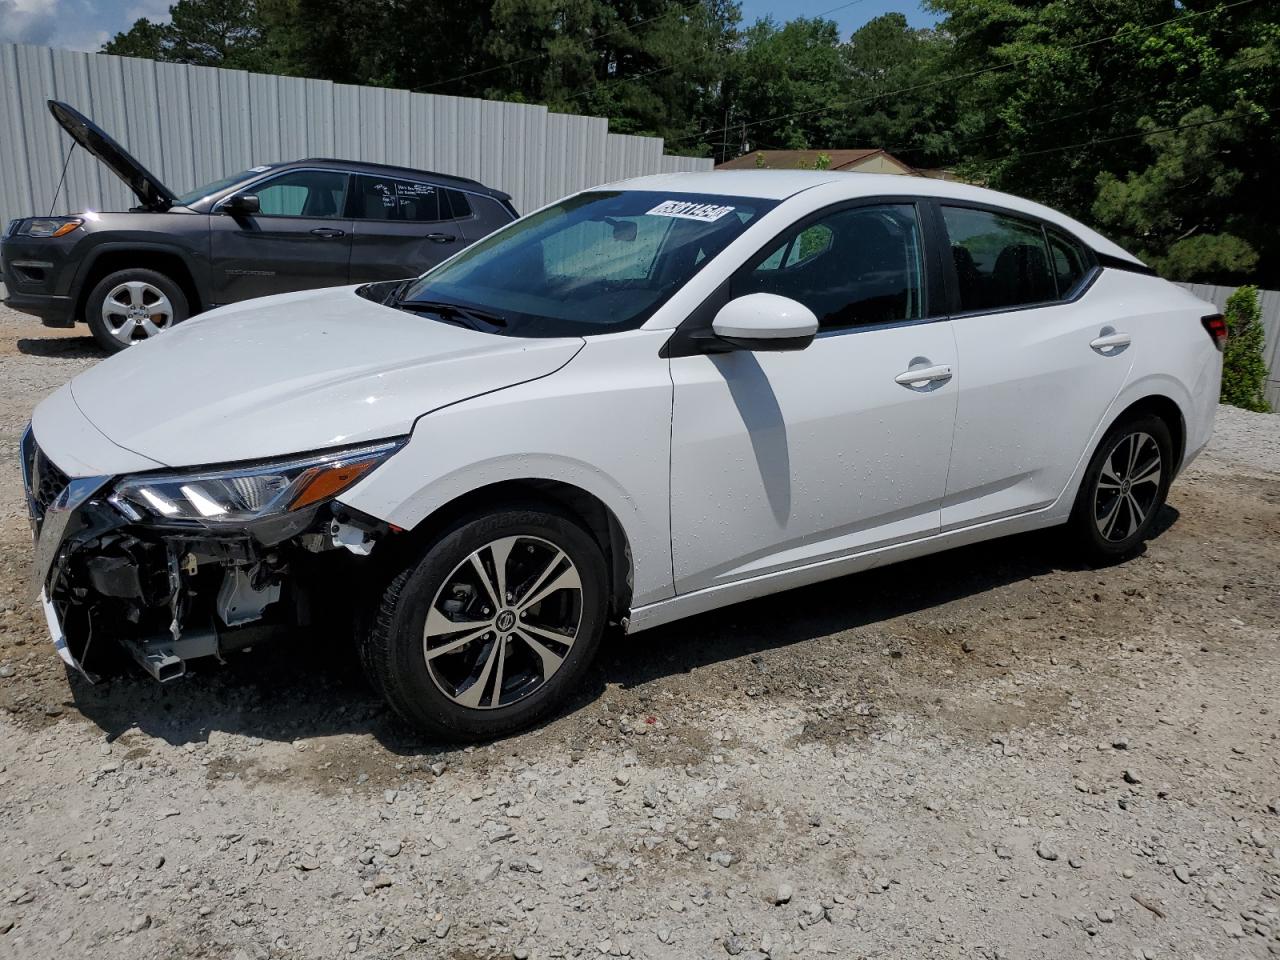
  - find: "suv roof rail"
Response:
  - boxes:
[297,158,497,193]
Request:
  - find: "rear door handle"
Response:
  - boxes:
[310,227,345,239]
[425,232,457,243]
[895,364,953,388]
[1090,332,1131,353]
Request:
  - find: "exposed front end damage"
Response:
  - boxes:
[23,426,397,683]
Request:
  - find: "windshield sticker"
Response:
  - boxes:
[646,200,735,222]
[249,165,272,173]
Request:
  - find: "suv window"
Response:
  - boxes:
[254,170,349,218]
[737,203,926,330]
[941,205,1056,312]
[1047,229,1091,298]
[351,175,444,222]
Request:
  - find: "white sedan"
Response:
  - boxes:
[24,171,1223,740]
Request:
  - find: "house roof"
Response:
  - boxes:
[716,148,916,173]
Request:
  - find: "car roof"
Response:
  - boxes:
[607,170,1141,265]
[286,158,510,200]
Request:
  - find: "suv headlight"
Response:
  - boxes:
[24,217,84,238]
[110,439,405,524]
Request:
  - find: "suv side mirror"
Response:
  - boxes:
[710,293,818,352]
[223,193,260,215]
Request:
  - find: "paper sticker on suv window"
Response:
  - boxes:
[646,200,735,222]
[249,165,272,173]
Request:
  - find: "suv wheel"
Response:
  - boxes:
[1068,413,1173,563]
[86,268,189,353]
[361,506,608,741]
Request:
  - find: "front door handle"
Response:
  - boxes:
[425,232,457,243]
[310,227,346,239]
[1090,332,1131,353]
[895,364,953,388]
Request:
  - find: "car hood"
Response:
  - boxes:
[67,286,584,467]
[48,100,178,211]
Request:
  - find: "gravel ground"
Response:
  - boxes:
[0,304,1278,960]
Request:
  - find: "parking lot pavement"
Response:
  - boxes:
[1,303,1277,959]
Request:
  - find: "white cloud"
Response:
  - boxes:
[0,0,169,52]
[125,0,170,24]
[0,0,58,44]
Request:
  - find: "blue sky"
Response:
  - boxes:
[738,0,938,35]
[0,1,938,54]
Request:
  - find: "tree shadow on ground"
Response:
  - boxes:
[66,505,1179,755]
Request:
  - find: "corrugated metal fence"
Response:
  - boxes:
[0,42,711,228]
[1175,283,1280,409]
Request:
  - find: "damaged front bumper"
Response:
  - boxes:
[22,426,394,683]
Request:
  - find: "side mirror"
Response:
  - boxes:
[223,193,260,215]
[710,293,818,352]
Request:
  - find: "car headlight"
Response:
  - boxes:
[25,217,84,238]
[110,439,405,524]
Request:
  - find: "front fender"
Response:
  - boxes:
[70,235,211,307]
[337,330,676,607]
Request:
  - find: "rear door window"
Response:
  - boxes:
[350,175,445,222]
[940,205,1056,312]
[253,170,349,218]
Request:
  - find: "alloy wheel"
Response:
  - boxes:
[1094,431,1162,542]
[101,281,174,346]
[422,535,583,709]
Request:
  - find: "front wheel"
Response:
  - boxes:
[361,506,609,741]
[85,268,189,353]
[1068,413,1173,563]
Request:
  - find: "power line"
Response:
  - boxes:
[984,107,1270,164]
[422,0,873,97]
[562,0,874,103]
[671,0,1260,146]
[418,6,681,90]
[885,46,1273,160]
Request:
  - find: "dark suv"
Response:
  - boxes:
[1,101,518,352]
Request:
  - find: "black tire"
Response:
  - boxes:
[361,506,609,742]
[85,268,189,353]
[1068,413,1174,563]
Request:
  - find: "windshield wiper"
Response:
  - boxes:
[399,299,508,331]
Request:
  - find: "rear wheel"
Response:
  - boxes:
[362,506,608,741]
[1068,413,1173,562]
[86,268,189,353]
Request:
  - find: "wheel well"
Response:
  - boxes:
[398,480,635,623]
[74,250,202,322]
[1111,395,1186,469]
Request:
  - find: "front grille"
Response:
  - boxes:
[22,429,70,521]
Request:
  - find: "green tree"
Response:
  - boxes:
[839,13,954,168]
[723,17,847,158]
[540,1,739,147]
[1220,285,1272,412]
[103,0,277,71]
[924,0,1280,285]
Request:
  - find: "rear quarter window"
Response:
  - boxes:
[1047,229,1094,298]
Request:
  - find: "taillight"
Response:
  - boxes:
[1201,313,1227,351]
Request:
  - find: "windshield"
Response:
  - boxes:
[399,190,777,337]
[174,167,274,206]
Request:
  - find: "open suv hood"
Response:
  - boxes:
[48,100,177,211]
[63,286,584,467]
